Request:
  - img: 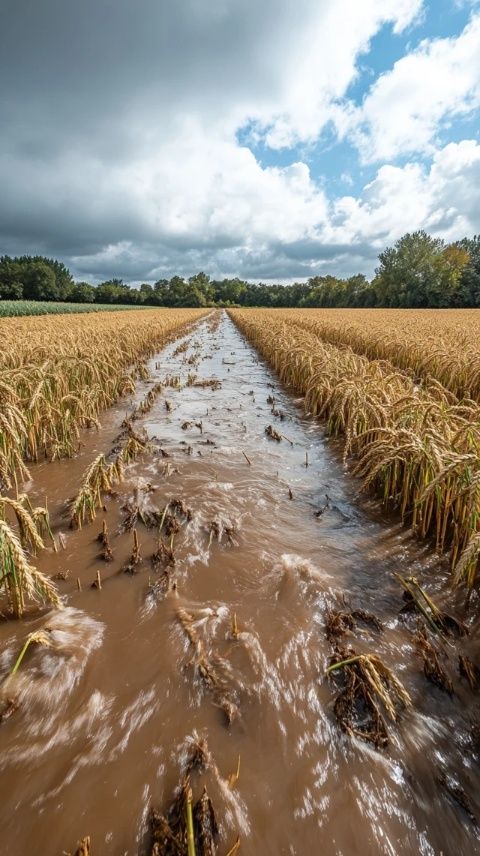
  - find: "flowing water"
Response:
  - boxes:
[0,311,479,855]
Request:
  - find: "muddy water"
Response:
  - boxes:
[0,311,479,856]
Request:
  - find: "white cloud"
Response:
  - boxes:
[328,140,480,253]
[250,0,424,149]
[353,14,480,161]
[1,0,479,283]
[68,140,480,281]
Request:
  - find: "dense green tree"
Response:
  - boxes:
[139,283,154,303]
[0,278,23,299]
[188,272,213,304]
[212,277,248,305]
[1,237,480,308]
[94,278,140,304]
[44,258,74,299]
[22,261,58,300]
[374,232,441,307]
[0,256,24,298]
[70,281,95,302]
[456,236,480,306]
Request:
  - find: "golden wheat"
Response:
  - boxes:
[0,308,206,488]
[269,308,480,401]
[229,309,480,588]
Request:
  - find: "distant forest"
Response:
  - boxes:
[1,231,479,308]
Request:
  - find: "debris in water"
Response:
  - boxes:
[193,379,222,390]
[230,613,239,641]
[227,755,241,789]
[315,495,330,518]
[170,499,193,522]
[438,771,478,827]
[326,647,412,748]
[265,425,281,442]
[415,626,454,694]
[396,574,467,637]
[152,537,176,571]
[185,736,211,775]
[459,654,479,690]
[176,608,240,725]
[208,521,220,545]
[72,836,91,856]
[351,609,384,633]
[123,529,142,575]
[98,520,114,561]
[325,606,384,642]
[325,609,355,643]
[193,787,218,855]
[224,838,241,856]
[149,740,221,855]
[0,697,18,724]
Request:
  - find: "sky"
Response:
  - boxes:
[0,0,479,284]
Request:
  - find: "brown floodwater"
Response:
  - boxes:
[0,310,479,856]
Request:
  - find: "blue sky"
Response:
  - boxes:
[1,0,479,282]
[238,0,480,200]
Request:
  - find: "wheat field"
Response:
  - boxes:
[0,307,206,614]
[229,308,480,588]
[269,308,480,401]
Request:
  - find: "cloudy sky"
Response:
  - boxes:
[1,0,479,283]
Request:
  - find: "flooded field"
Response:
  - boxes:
[0,311,479,855]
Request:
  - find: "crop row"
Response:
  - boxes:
[270,308,480,402]
[0,308,207,489]
[0,300,157,317]
[229,309,480,588]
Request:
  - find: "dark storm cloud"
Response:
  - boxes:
[0,0,337,279]
[3,0,467,283]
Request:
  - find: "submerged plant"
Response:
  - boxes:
[326,648,411,748]
[149,739,221,856]
[396,574,466,636]
[70,454,123,528]
[123,529,142,574]
[0,520,61,617]
[9,628,53,676]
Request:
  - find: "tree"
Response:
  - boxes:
[211,278,248,305]
[374,231,445,307]
[0,279,23,299]
[94,279,138,304]
[0,256,24,298]
[139,283,154,303]
[152,279,170,304]
[456,236,480,306]
[70,281,95,303]
[22,261,58,300]
[429,244,470,307]
[44,258,74,300]
[188,272,214,304]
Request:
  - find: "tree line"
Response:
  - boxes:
[1,232,479,308]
